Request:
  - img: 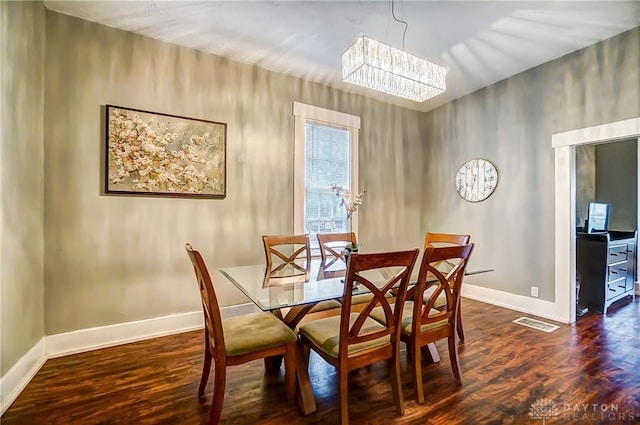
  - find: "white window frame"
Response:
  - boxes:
[292,102,361,240]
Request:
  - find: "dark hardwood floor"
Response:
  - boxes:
[3,297,639,425]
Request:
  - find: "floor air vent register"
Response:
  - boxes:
[512,317,560,333]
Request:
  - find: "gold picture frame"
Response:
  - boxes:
[105,105,227,198]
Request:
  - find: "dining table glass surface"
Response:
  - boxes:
[219,257,492,312]
[220,259,351,311]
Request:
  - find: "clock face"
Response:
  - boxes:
[455,159,498,202]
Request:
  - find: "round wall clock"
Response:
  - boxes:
[455,158,498,202]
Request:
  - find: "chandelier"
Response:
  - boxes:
[341,1,446,102]
[342,37,446,102]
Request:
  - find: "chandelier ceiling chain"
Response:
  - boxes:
[391,0,407,51]
[341,0,447,103]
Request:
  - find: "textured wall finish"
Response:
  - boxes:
[43,1,640,115]
[422,27,639,301]
[575,140,637,231]
[575,145,596,227]
[552,28,640,133]
[0,2,46,375]
[595,139,638,230]
[43,11,426,335]
[6,7,638,344]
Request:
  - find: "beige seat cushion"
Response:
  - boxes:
[351,293,374,305]
[369,301,448,336]
[422,286,446,306]
[344,291,394,306]
[309,299,342,312]
[223,312,297,356]
[298,313,389,358]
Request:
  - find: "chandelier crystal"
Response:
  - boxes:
[341,36,446,102]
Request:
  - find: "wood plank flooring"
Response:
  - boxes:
[3,297,639,424]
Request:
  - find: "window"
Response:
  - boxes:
[293,102,360,248]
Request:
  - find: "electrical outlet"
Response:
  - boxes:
[531,286,539,298]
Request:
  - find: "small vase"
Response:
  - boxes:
[343,248,358,264]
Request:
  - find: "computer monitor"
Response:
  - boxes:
[587,202,610,233]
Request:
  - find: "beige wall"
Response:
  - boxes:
[422,27,639,301]
[595,139,637,231]
[0,1,46,374]
[43,11,426,335]
[575,139,637,232]
[576,145,596,228]
[2,2,638,373]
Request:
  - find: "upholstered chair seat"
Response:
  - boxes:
[185,243,297,424]
[296,249,420,425]
[422,233,471,341]
[368,244,474,405]
[369,302,447,336]
[222,312,297,356]
[307,299,342,313]
[298,314,389,358]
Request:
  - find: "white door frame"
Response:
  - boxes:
[552,117,640,324]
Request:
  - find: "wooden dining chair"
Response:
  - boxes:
[424,232,471,248]
[262,234,341,329]
[316,231,375,310]
[371,244,474,404]
[317,232,357,267]
[185,243,297,424]
[263,234,312,276]
[424,232,471,341]
[296,249,420,425]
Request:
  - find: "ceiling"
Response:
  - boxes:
[44,1,639,112]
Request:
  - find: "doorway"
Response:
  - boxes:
[576,140,637,232]
[552,117,640,324]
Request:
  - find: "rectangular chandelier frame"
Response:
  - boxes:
[341,36,446,102]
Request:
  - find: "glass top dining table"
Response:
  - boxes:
[220,256,492,416]
[219,257,492,312]
[219,258,351,312]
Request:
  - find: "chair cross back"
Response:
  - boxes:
[296,248,420,424]
[323,245,346,266]
[317,232,357,267]
[424,232,471,247]
[413,244,474,327]
[424,233,470,273]
[340,251,418,354]
[422,232,471,341]
[395,243,474,405]
[262,234,311,274]
[270,245,307,264]
[423,248,466,323]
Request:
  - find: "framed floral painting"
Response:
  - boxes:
[105,105,227,198]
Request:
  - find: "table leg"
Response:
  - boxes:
[421,342,440,363]
[283,304,315,329]
[295,340,316,415]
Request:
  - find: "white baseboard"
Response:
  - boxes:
[462,283,568,324]
[0,338,46,415]
[46,311,205,359]
[0,303,255,415]
[220,302,260,318]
